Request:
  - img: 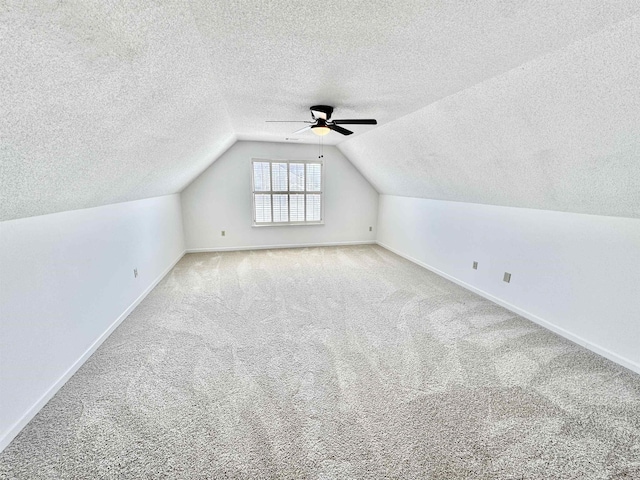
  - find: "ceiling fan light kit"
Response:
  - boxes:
[267,105,377,137]
[311,119,331,136]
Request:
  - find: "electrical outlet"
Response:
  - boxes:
[369,226,373,232]
[221,230,226,237]
[503,272,511,283]
[133,268,138,278]
[473,261,478,270]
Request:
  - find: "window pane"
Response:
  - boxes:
[272,163,288,191]
[254,194,272,223]
[290,194,305,222]
[253,162,271,192]
[273,194,288,222]
[306,194,321,221]
[306,163,321,191]
[289,163,305,191]
[253,161,323,225]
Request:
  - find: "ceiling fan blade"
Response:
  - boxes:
[293,125,312,134]
[266,120,311,123]
[328,124,353,135]
[332,119,377,125]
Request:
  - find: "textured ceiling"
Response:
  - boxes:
[339,16,640,219]
[2,1,640,220]
[191,0,640,144]
[0,1,235,221]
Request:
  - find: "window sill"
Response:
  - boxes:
[252,222,325,227]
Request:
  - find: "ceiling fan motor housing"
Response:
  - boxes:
[310,105,334,120]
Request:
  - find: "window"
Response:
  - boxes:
[252,160,323,225]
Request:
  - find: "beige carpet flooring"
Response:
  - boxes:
[1,245,639,479]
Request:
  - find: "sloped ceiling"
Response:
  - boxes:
[1,1,639,220]
[339,16,640,218]
[1,1,236,221]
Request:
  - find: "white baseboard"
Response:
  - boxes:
[0,250,186,453]
[186,240,375,253]
[376,241,640,376]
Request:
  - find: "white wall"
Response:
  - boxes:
[0,194,185,451]
[181,141,378,250]
[377,195,640,373]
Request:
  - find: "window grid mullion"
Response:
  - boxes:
[287,163,291,223]
[270,163,274,223]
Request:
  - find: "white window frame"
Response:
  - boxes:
[251,158,324,226]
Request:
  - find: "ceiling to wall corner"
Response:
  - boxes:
[2,1,639,220]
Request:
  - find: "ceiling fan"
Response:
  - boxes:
[266,105,377,136]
